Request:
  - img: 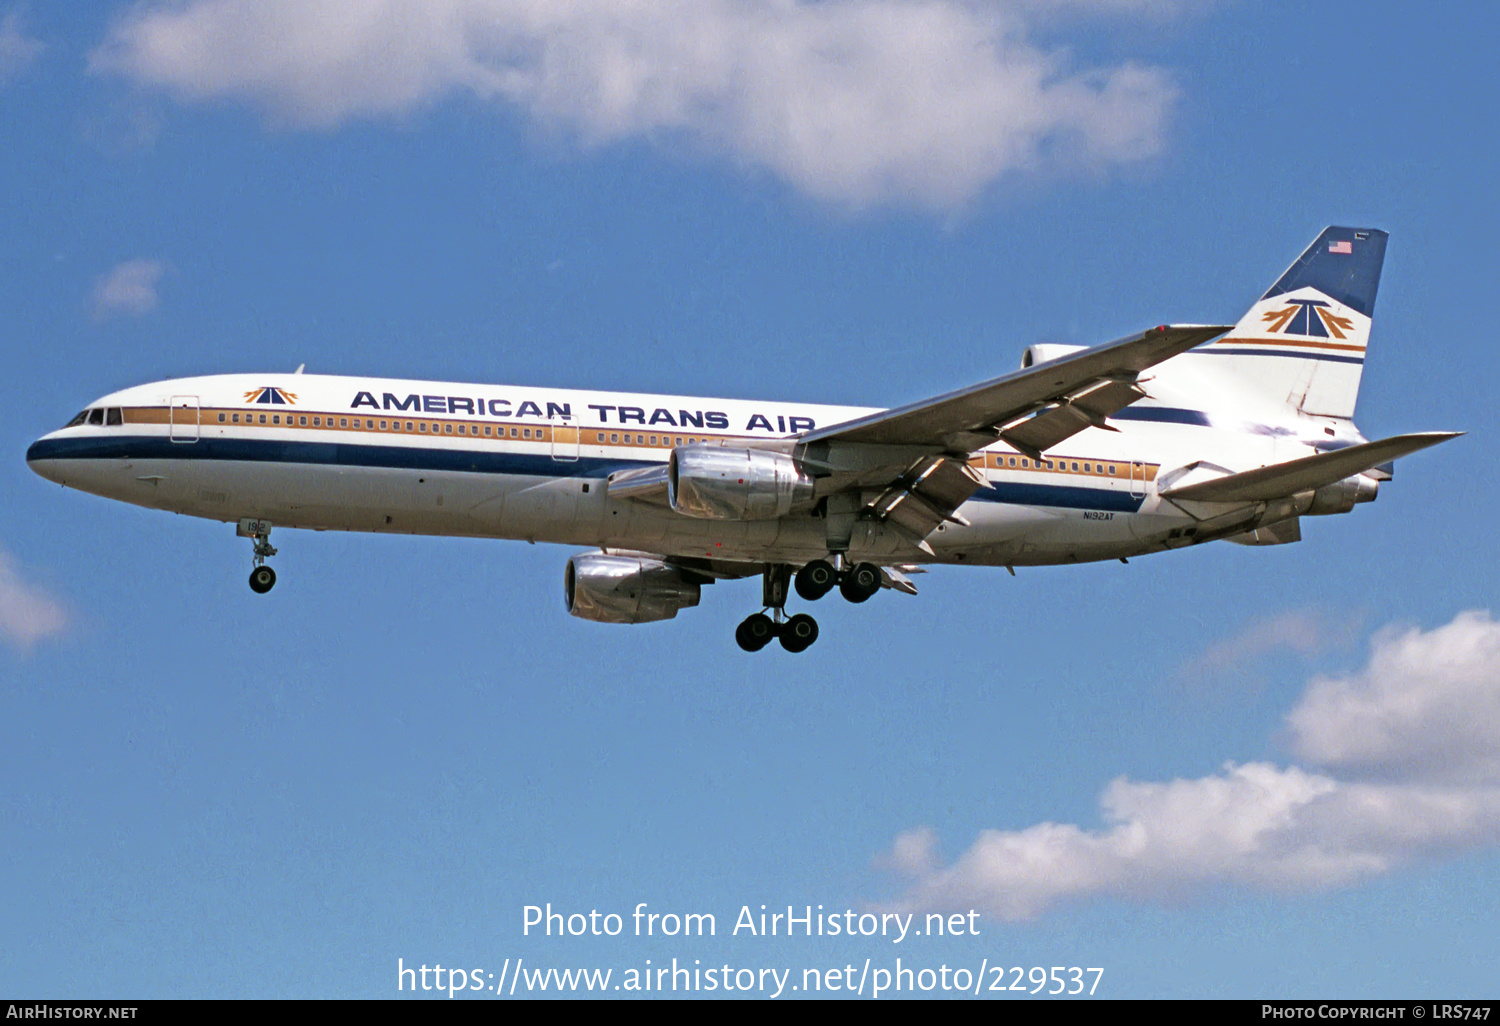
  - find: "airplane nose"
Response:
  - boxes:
[26,436,65,484]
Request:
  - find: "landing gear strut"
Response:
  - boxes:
[735,565,820,653]
[239,518,278,594]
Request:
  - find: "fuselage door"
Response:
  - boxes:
[1129,461,1146,498]
[169,395,200,443]
[551,415,579,462]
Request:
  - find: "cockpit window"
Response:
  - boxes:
[106,408,123,426]
[87,409,105,426]
[66,410,89,427]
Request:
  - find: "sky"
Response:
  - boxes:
[2,0,1497,1000]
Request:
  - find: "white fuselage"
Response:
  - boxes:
[26,363,1359,569]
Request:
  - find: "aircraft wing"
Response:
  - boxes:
[611,325,1231,554]
[800,324,1230,457]
[1160,432,1461,503]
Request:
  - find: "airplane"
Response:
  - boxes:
[26,227,1458,652]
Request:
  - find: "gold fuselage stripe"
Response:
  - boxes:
[1214,335,1366,353]
[113,406,1158,480]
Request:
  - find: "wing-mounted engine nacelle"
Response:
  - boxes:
[1020,343,1088,369]
[1305,473,1379,516]
[667,446,815,520]
[564,554,701,624]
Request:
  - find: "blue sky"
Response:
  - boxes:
[2,0,1497,999]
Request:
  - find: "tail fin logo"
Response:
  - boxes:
[243,387,298,405]
[1260,298,1355,339]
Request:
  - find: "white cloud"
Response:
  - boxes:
[1288,611,1500,783]
[0,548,68,653]
[880,609,1500,919]
[89,0,1183,208]
[1181,607,1362,678]
[0,10,44,83]
[92,259,165,319]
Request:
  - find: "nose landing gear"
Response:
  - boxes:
[238,518,278,594]
[249,564,277,594]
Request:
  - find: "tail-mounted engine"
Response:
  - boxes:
[667,446,815,520]
[1020,343,1088,368]
[564,553,702,624]
[1306,473,1379,515]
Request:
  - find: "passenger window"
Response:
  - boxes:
[406,422,414,431]
[420,423,428,432]
[300,416,308,426]
[1109,465,1117,475]
[339,418,348,428]
[232,414,241,424]
[675,437,684,446]
[217,413,226,424]
[1083,463,1091,473]
[457,425,465,434]
[1071,462,1079,471]
[259,414,268,425]
[1008,457,1016,467]
[636,434,645,444]
[88,409,104,426]
[312,417,321,426]
[649,436,658,446]
[610,433,618,443]
[523,428,531,439]
[380,421,388,430]
[273,415,280,425]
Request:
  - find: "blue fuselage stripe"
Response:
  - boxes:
[1108,407,1211,426]
[26,435,629,479]
[976,480,1144,512]
[1199,347,1365,365]
[29,435,1149,513]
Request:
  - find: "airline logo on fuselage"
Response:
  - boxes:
[1261,298,1355,339]
[244,386,298,405]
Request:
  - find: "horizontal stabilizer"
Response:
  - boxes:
[1161,432,1461,503]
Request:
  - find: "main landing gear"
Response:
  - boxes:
[734,558,883,653]
[735,610,820,654]
[795,557,880,603]
[239,518,278,594]
[736,565,817,653]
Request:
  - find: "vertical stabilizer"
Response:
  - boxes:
[1202,227,1387,419]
